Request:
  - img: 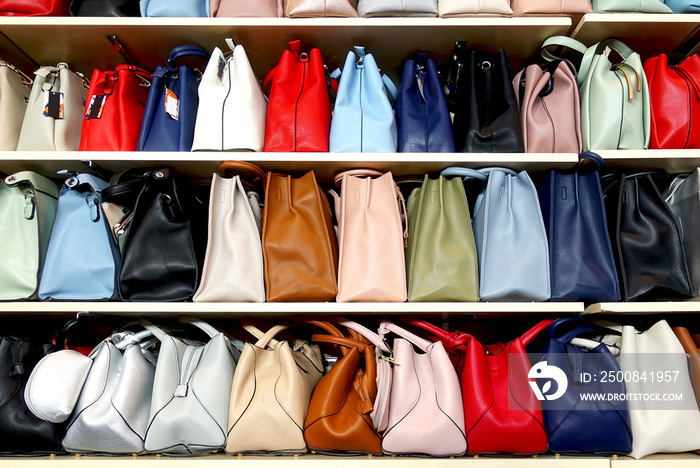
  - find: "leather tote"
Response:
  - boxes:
[358,0,437,16]
[0,172,59,300]
[665,169,700,296]
[645,54,700,149]
[226,323,324,454]
[396,53,455,153]
[0,0,69,15]
[665,0,700,11]
[511,0,591,15]
[140,0,210,16]
[377,321,466,457]
[329,169,407,303]
[0,61,31,151]
[284,0,358,16]
[138,45,210,152]
[441,167,551,301]
[411,319,552,455]
[672,327,700,407]
[329,46,398,153]
[303,320,382,455]
[192,39,266,152]
[211,0,282,16]
[513,60,582,153]
[193,161,265,302]
[17,63,89,151]
[69,0,140,15]
[262,170,339,302]
[438,0,512,15]
[263,40,330,152]
[79,65,151,151]
[602,171,693,301]
[542,36,650,151]
[449,46,524,153]
[405,175,479,302]
[537,153,620,302]
[38,173,120,301]
[0,336,63,455]
[142,318,240,455]
[591,0,671,11]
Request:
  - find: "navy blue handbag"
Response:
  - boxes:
[537,152,620,302]
[537,318,632,455]
[395,53,455,153]
[137,45,210,152]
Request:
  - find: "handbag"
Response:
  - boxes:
[38,173,120,301]
[542,36,650,151]
[17,63,89,151]
[193,161,265,302]
[513,60,582,153]
[192,39,266,152]
[395,53,455,153]
[0,60,32,151]
[140,0,209,16]
[645,54,700,149]
[138,45,210,152]
[79,65,151,151]
[672,327,700,407]
[211,0,282,16]
[405,175,479,302]
[357,0,437,16]
[411,319,552,455]
[602,171,693,301]
[329,46,398,153]
[377,321,466,457]
[441,167,551,301]
[449,46,524,153]
[263,40,330,152]
[666,169,700,296]
[511,0,591,15]
[591,0,671,11]
[262,170,339,302]
[329,169,407,303]
[438,0,512,16]
[0,172,60,301]
[537,153,620,302]
[69,0,140,15]
[226,322,324,454]
[142,318,240,455]
[665,0,700,11]
[284,0,358,16]
[0,0,69,15]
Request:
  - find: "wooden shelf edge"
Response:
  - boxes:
[585,301,700,315]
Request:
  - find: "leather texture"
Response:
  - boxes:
[227,323,323,454]
[451,48,524,153]
[511,0,591,14]
[264,41,330,152]
[211,0,282,16]
[17,63,88,151]
[140,0,210,16]
[330,170,406,302]
[378,321,466,457]
[645,54,700,149]
[665,0,700,11]
[602,171,693,301]
[405,175,479,302]
[358,0,437,16]
[0,172,59,300]
[592,0,671,11]
[673,327,700,407]
[38,174,120,301]
[285,0,358,16]
[79,65,151,151]
[69,0,140,15]
[0,337,63,455]
[666,170,700,296]
[514,60,582,153]
[330,46,398,153]
[0,62,30,151]
[438,0,512,15]
[262,171,339,302]
[537,153,621,302]
[396,53,455,153]
[138,46,209,152]
[0,0,69,15]
[192,40,266,152]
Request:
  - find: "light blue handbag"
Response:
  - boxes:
[664,0,700,12]
[441,167,551,302]
[140,0,210,16]
[38,173,120,301]
[329,46,398,153]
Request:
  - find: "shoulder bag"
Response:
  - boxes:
[357,0,437,16]
[69,0,140,15]
[284,0,358,16]
[0,172,59,301]
[211,0,282,16]
[438,0,512,15]
[665,0,700,11]
[0,0,70,15]
[0,60,31,151]
[665,169,700,297]
[140,0,210,16]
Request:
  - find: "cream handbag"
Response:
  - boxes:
[0,61,31,151]
[226,323,324,454]
[438,0,513,16]
[191,39,267,151]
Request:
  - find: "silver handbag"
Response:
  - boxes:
[358,0,438,16]
[666,169,700,297]
[0,61,31,151]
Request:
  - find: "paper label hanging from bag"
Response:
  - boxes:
[164,88,179,121]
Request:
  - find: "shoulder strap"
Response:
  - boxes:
[333,169,386,187]
[167,45,210,67]
[311,334,372,352]
[520,319,554,347]
[306,320,344,337]
[409,320,470,353]
[540,36,588,62]
[219,161,267,186]
[340,320,391,353]
[178,316,222,339]
[440,167,490,182]
[378,321,432,352]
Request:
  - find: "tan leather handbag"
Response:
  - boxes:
[284,0,359,17]
[673,327,700,406]
[210,0,283,16]
[511,0,591,15]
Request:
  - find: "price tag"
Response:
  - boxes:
[43,91,64,119]
[86,95,106,119]
[164,88,179,121]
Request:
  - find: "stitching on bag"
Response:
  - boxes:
[428,345,467,451]
[682,74,693,149]
[540,98,556,153]
[222,55,232,151]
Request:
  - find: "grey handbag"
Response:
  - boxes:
[358,0,437,16]
[666,169,700,297]
[0,61,32,151]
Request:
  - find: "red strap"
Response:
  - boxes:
[262,65,277,94]
[519,319,555,347]
[409,320,470,353]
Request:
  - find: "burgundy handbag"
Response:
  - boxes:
[0,0,69,15]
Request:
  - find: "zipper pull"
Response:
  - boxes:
[416,64,426,102]
[24,192,36,220]
[396,185,408,249]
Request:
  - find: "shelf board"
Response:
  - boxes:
[591,150,700,173]
[586,301,700,315]
[612,453,700,467]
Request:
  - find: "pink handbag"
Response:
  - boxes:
[513,60,582,153]
[210,0,282,16]
[329,170,407,302]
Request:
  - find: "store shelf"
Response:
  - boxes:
[611,453,700,467]
[586,301,700,315]
[593,150,700,174]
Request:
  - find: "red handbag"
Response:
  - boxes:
[0,0,69,15]
[79,64,151,152]
[263,40,331,152]
[411,320,552,455]
[645,53,700,149]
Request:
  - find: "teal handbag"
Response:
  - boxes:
[0,172,59,301]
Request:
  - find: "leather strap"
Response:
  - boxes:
[340,320,391,354]
[333,169,386,187]
[167,45,210,67]
[520,319,555,347]
[540,35,588,62]
[440,167,490,182]
[311,334,372,352]
[220,161,267,186]
[306,320,344,337]
[178,316,222,339]
[673,327,699,353]
[378,321,432,352]
[241,322,289,349]
[409,320,470,353]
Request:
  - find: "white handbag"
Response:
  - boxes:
[191,38,267,151]
[0,61,31,151]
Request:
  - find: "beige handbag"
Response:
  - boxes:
[210,0,283,16]
[511,0,591,15]
[284,0,359,17]
[438,0,513,16]
[0,61,31,151]
[226,323,324,454]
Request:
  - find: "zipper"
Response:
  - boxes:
[174,346,203,398]
[416,63,429,151]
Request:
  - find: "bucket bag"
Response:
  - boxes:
[0,60,31,151]
[357,0,437,16]
[140,0,210,16]
[665,169,700,296]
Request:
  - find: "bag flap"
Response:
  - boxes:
[4,171,60,199]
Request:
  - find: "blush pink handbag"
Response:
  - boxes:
[210,0,283,16]
[329,170,407,303]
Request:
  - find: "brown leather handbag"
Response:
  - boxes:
[303,320,381,455]
[673,327,700,405]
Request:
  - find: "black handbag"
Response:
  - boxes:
[601,171,693,301]
[69,0,140,16]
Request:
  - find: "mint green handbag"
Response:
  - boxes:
[591,0,671,12]
[0,172,60,300]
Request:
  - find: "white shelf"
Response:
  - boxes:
[586,301,700,315]
[593,150,700,173]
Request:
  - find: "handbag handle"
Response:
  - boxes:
[167,45,210,67]
[409,320,471,353]
[378,321,432,353]
[311,334,373,353]
[540,35,588,63]
[439,167,489,182]
[546,318,598,344]
[519,319,555,347]
[241,322,290,349]
[220,161,268,186]
[178,316,224,339]
[340,320,391,354]
[333,169,386,187]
